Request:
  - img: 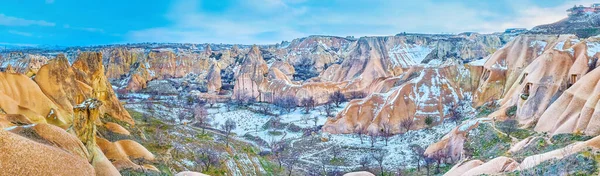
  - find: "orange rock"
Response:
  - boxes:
[425,119,482,161]
[0,72,66,126]
[72,52,134,125]
[0,128,95,175]
[461,156,519,176]
[343,171,376,176]
[443,160,484,176]
[96,137,155,170]
[104,122,131,136]
[175,171,211,176]
[324,66,473,135]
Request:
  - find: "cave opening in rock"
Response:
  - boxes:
[519,73,528,84]
[569,74,578,88]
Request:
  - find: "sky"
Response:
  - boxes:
[0,0,595,46]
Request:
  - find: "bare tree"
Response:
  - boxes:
[372,150,387,176]
[312,115,319,129]
[400,118,415,133]
[381,122,392,146]
[349,91,368,99]
[307,167,322,176]
[269,137,286,169]
[221,119,237,147]
[331,145,341,160]
[498,119,518,139]
[432,152,447,174]
[141,113,149,123]
[396,166,405,176]
[224,97,233,112]
[284,151,300,176]
[329,91,346,107]
[409,144,426,172]
[300,97,316,114]
[145,101,154,119]
[234,92,252,106]
[355,124,364,144]
[178,111,188,124]
[359,155,371,171]
[302,114,311,124]
[323,101,336,117]
[447,96,470,124]
[195,147,220,172]
[319,154,329,174]
[274,95,298,114]
[370,133,377,148]
[258,103,274,115]
[424,157,435,176]
[206,97,217,108]
[194,104,210,133]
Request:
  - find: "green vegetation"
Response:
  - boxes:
[424,116,434,127]
[575,28,600,38]
[196,133,214,141]
[465,123,512,160]
[268,130,283,136]
[120,108,280,176]
[512,133,595,161]
[496,120,533,140]
[329,158,346,166]
[506,105,517,117]
[259,156,284,176]
[509,152,597,175]
[476,107,494,117]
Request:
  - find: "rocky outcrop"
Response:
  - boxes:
[0,53,48,75]
[0,72,67,126]
[96,137,155,171]
[274,36,351,73]
[205,64,222,93]
[343,171,376,176]
[473,35,563,107]
[534,42,600,135]
[425,119,483,161]
[447,133,600,175]
[232,45,269,99]
[73,98,123,176]
[460,156,519,176]
[323,65,476,135]
[530,13,600,37]
[175,171,211,176]
[0,125,96,176]
[443,160,484,176]
[72,52,134,125]
[103,48,142,79]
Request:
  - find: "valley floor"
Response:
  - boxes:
[120,93,463,175]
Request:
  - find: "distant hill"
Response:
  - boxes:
[530,12,600,37]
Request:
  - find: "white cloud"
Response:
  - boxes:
[8,30,33,37]
[128,0,307,44]
[0,42,38,47]
[63,24,104,33]
[470,0,597,33]
[126,0,592,44]
[0,14,55,27]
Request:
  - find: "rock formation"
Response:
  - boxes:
[72,52,134,125]
[0,124,96,175]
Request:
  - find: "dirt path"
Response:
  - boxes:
[489,121,519,143]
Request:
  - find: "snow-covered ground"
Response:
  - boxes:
[291,121,456,171]
[208,102,348,146]
[123,93,461,171]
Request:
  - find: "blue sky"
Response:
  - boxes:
[0,0,594,46]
